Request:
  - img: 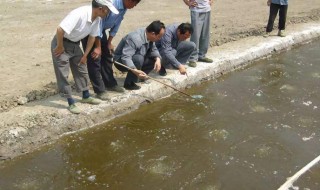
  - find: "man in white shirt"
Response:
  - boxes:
[51,0,119,114]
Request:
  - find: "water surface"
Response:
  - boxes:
[0,41,320,190]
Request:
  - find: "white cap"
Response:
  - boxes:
[95,0,119,14]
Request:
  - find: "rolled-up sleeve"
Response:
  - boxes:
[160,32,181,68]
[121,38,137,69]
[109,16,124,37]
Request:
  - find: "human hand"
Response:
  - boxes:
[108,43,115,55]
[53,45,64,57]
[185,0,198,7]
[133,69,147,79]
[178,64,187,75]
[153,57,161,72]
[267,0,271,6]
[79,55,87,65]
[91,47,101,60]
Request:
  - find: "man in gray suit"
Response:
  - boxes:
[156,23,197,76]
[113,20,165,90]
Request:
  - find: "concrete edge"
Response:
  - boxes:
[1,23,320,161]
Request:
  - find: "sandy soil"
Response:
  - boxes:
[0,0,319,160]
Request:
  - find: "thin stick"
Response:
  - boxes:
[113,61,192,98]
[278,155,320,190]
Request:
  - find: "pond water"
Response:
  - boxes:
[1,40,320,190]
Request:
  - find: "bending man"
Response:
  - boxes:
[82,0,141,100]
[156,23,197,76]
[113,21,165,90]
[51,0,119,114]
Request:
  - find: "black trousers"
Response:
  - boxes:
[266,3,288,32]
[81,30,117,94]
[114,54,155,85]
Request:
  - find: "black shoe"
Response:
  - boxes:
[159,66,167,76]
[124,82,141,90]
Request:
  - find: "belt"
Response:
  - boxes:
[63,37,80,44]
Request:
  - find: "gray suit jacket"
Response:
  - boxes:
[114,28,161,69]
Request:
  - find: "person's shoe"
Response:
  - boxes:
[68,104,81,114]
[80,97,101,105]
[107,85,125,93]
[278,30,286,37]
[96,92,109,100]
[188,61,197,67]
[159,66,167,76]
[263,32,271,38]
[124,82,141,90]
[198,57,213,63]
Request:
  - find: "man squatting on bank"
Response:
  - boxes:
[113,21,166,90]
[156,23,197,76]
[51,0,119,114]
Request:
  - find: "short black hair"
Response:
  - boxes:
[178,23,193,35]
[146,20,165,35]
[92,0,104,8]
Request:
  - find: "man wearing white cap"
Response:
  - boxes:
[50,0,119,114]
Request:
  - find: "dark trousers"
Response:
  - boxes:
[266,3,288,32]
[81,31,117,94]
[114,54,155,85]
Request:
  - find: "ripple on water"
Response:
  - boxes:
[208,129,229,142]
[250,105,269,113]
[280,84,296,91]
[139,156,180,177]
[160,109,185,123]
[311,72,320,78]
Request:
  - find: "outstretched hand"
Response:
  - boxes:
[267,0,271,6]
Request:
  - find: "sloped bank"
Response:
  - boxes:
[0,23,320,162]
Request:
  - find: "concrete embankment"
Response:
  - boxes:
[0,22,320,161]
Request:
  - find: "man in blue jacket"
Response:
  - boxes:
[82,0,141,100]
[156,23,197,76]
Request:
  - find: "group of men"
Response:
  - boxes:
[51,0,214,114]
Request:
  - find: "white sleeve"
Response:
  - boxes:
[59,9,80,35]
[89,17,101,37]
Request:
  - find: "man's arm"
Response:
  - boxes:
[160,32,182,68]
[80,35,96,64]
[107,35,115,53]
[91,37,102,60]
[121,38,138,69]
[53,26,65,57]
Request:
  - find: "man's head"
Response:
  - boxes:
[92,0,119,18]
[146,20,166,42]
[177,23,193,41]
[123,0,141,9]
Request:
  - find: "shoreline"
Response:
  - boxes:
[1,22,320,162]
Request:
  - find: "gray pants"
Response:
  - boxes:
[162,41,197,69]
[51,36,90,98]
[190,11,211,60]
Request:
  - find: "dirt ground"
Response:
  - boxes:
[0,0,320,112]
[0,0,320,160]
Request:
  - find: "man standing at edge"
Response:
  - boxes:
[156,23,197,76]
[183,0,214,63]
[113,21,165,90]
[264,0,288,37]
[82,0,141,100]
[51,0,119,114]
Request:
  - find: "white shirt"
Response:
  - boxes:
[190,0,211,13]
[59,5,101,42]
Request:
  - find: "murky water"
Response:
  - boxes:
[1,40,320,190]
